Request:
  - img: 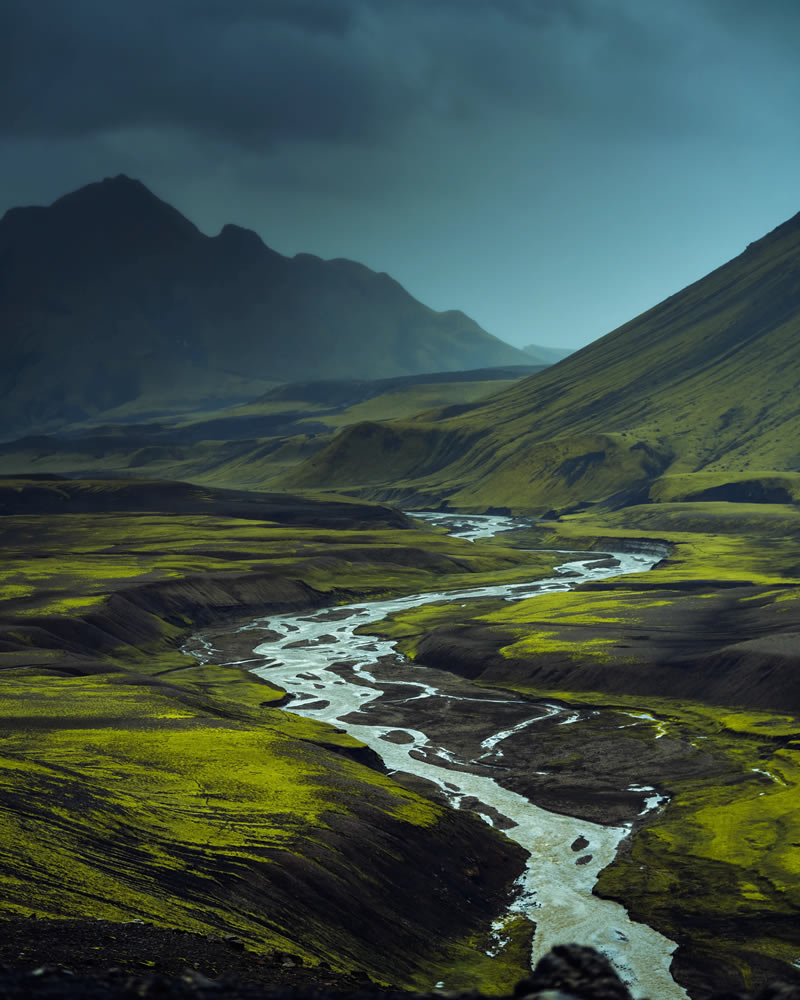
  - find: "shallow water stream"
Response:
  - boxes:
[187,513,685,998]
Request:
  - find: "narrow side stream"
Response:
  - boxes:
[186,514,684,998]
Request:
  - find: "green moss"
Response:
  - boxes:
[0,493,543,984]
[13,594,108,616]
[649,471,800,505]
[0,668,445,975]
[0,512,563,632]
[411,914,535,994]
[469,680,800,984]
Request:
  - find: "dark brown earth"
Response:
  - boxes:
[190,618,694,829]
[3,933,799,1000]
[0,917,373,989]
[412,582,800,713]
[2,927,798,1000]
[342,657,722,827]
[0,477,413,528]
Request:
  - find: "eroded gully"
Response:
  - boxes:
[184,513,685,1000]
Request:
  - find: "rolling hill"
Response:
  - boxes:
[0,365,541,488]
[0,175,529,440]
[287,209,800,512]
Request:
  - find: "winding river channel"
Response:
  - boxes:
[186,513,686,999]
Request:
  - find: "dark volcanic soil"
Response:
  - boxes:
[337,657,722,828]
[0,917,373,989]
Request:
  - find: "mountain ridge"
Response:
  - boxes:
[0,175,529,440]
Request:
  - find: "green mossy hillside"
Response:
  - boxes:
[0,667,488,983]
[0,368,538,492]
[0,478,551,989]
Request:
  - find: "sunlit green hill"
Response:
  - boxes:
[288,209,800,512]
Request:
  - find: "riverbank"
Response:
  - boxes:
[4,479,800,994]
[185,539,684,999]
[0,479,567,990]
[366,504,800,995]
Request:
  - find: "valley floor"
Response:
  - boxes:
[2,480,800,996]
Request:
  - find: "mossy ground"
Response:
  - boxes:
[0,491,561,625]
[362,505,800,992]
[0,669,444,967]
[0,478,545,989]
[493,686,800,991]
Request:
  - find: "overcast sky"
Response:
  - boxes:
[2,0,799,349]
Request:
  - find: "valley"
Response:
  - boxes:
[2,183,800,999]
[183,516,686,998]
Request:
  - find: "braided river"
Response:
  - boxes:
[186,513,685,999]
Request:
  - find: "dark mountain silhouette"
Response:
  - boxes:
[0,175,528,440]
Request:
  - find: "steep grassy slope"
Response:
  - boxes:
[0,176,529,440]
[288,210,800,512]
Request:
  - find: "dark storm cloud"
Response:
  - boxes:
[1,0,799,353]
[0,0,393,145]
[3,0,793,155]
[1,0,798,177]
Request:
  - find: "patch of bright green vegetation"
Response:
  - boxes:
[475,588,678,663]
[497,632,617,662]
[482,589,671,625]
[361,596,510,658]
[12,593,108,616]
[0,484,543,984]
[0,667,459,980]
[648,470,800,505]
[513,505,800,585]
[412,914,535,994]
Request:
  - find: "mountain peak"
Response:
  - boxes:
[53,175,195,227]
[215,223,277,258]
[54,174,160,208]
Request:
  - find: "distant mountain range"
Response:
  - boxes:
[0,176,529,440]
[287,208,800,511]
[522,343,573,365]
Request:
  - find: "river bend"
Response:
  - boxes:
[186,513,685,999]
